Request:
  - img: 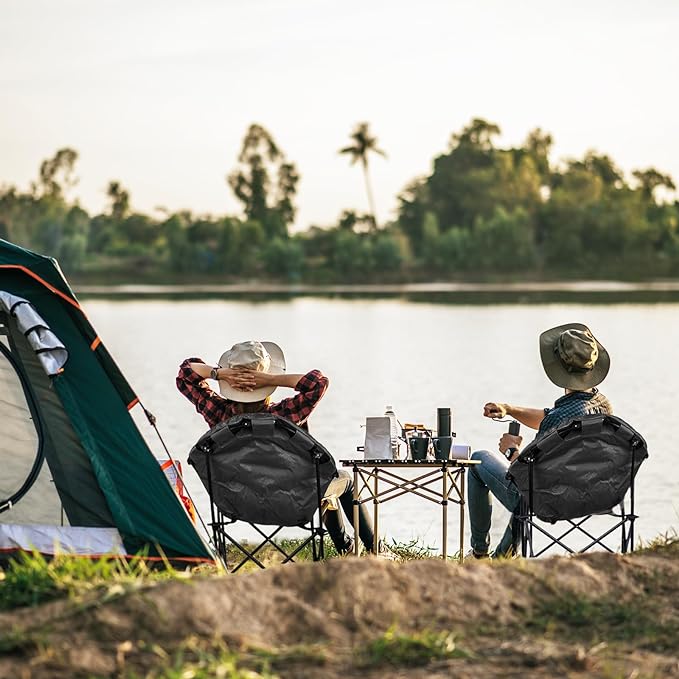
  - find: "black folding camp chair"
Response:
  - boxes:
[188,412,338,572]
[507,414,648,557]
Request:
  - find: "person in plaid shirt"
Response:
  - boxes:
[176,360,327,431]
[467,323,613,559]
[176,340,377,555]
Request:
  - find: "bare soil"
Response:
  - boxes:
[1,544,678,678]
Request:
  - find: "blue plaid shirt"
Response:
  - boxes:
[538,389,613,439]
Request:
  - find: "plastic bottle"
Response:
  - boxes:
[384,405,400,458]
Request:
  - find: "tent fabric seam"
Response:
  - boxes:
[0,265,83,312]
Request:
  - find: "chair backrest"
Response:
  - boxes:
[507,414,648,522]
[188,413,338,526]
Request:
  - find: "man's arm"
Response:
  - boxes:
[176,358,241,427]
[483,402,545,430]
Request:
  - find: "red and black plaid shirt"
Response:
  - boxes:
[176,358,329,429]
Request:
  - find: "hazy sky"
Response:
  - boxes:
[2,0,678,230]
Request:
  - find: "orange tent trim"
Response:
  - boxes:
[0,264,83,313]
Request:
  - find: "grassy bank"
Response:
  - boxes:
[1,538,678,678]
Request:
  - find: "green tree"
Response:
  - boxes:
[467,207,537,272]
[632,168,676,202]
[227,124,299,239]
[521,128,553,182]
[425,118,506,229]
[420,211,441,266]
[58,205,90,270]
[330,230,375,279]
[339,122,386,229]
[106,181,130,221]
[396,177,429,255]
[557,152,623,190]
[372,232,403,272]
[453,117,501,150]
[162,212,192,271]
[36,148,79,199]
[260,236,305,280]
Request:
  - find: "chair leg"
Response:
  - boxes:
[516,506,638,557]
[211,517,326,572]
[515,498,534,557]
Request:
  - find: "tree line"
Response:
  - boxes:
[1,118,677,282]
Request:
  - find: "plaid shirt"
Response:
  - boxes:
[176,358,329,430]
[538,389,613,438]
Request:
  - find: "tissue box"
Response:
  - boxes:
[450,444,471,460]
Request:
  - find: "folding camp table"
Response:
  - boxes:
[341,458,480,561]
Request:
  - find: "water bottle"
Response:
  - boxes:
[384,405,400,458]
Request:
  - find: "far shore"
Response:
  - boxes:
[74,279,679,294]
[72,279,679,301]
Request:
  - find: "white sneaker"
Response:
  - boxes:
[464,548,490,561]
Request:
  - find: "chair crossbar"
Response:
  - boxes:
[211,512,323,572]
[517,496,637,557]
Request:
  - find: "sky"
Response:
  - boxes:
[1,0,678,230]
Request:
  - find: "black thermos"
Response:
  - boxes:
[437,407,452,437]
[506,420,521,460]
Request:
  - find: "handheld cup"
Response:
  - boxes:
[505,420,521,460]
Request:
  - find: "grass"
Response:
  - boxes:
[124,636,327,679]
[639,528,679,552]
[358,626,471,668]
[0,550,193,611]
[0,535,435,609]
[527,590,679,652]
[221,535,438,571]
[128,643,279,678]
[221,537,338,572]
[383,537,438,560]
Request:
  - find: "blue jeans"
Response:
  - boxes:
[468,449,521,557]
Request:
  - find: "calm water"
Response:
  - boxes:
[85,298,679,553]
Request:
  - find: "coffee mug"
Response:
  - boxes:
[409,436,429,461]
[433,436,452,460]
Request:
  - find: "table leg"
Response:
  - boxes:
[373,468,379,553]
[459,469,465,563]
[442,464,448,560]
[352,464,360,556]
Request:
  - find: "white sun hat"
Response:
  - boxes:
[217,340,286,403]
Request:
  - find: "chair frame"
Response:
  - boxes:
[203,438,328,572]
[513,442,639,557]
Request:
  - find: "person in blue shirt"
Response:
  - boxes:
[468,322,613,558]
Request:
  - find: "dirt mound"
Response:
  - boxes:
[2,546,679,678]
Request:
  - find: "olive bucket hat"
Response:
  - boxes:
[217,340,286,403]
[539,323,610,390]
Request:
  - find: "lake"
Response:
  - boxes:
[84,297,679,554]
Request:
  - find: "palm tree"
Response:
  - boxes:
[339,122,386,229]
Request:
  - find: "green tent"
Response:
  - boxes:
[0,238,213,564]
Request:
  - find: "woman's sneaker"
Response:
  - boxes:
[341,538,363,556]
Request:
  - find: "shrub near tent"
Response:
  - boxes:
[0,238,213,564]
